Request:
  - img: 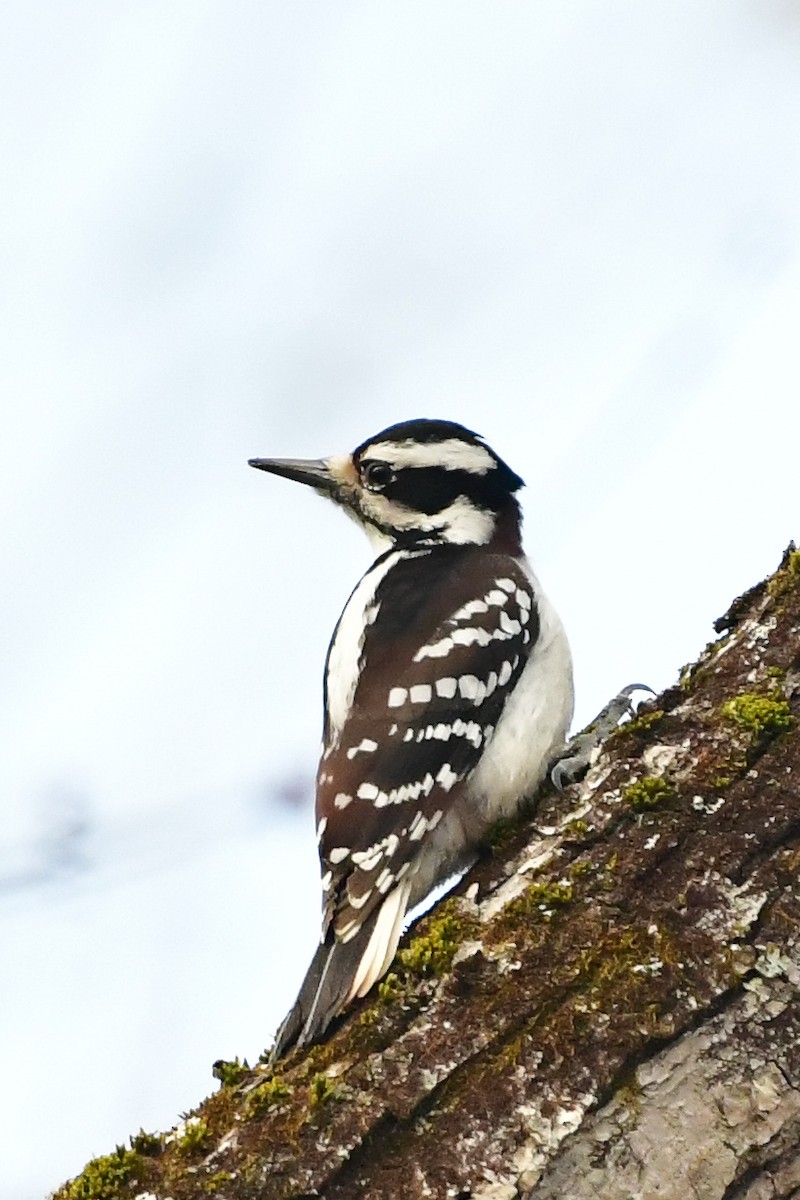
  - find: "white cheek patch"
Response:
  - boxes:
[362,493,495,546]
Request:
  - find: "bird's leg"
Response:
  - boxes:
[550,683,655,791]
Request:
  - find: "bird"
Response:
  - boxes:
[249,418,575,1059]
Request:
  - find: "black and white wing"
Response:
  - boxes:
[271,544,539,1056]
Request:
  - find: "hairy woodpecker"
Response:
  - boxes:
[249,418,574,1058]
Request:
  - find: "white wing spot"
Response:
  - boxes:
[485,588,508,607]
[496,578,516,593]
[357,782,380,801]
[334,792,353,809]
[499,610,521,636]
[458,674,480,700]
[428,810,444,830]
[452,626,492,648]
[388,686,407,708]
[403,728,415,742]
[316,816,328,844]
[414,636,454,660]
[321,870,333,891]
[375,868,395,893]
[436,677,457,699]
[352,846,383,872]
[451,597,489,621]
[453,718,483,747]
[410,683,433,704]
[436,763,459,791]
[408,812,427,841]
[328,846,350,865]
[498,660,512,686]
[346,737,379,759]
[516,588,532,610]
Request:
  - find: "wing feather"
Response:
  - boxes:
[317,547,540,939]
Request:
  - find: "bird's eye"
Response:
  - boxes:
[362,461,395,492]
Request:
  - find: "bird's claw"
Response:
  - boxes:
[550,683,655,791]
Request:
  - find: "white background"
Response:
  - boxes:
[2,4,799,1197]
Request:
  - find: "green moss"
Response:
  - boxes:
[309,1072,338,1107]
[246,1075,292,1116]
[721,691,794,739]
[58,1146,143,1200]
[212,1056,250,1088]
[564,817,591,838]
[204,1171,233,1193]
[378,971,402,1004]
[612,709,665,739]
[175,1118,210,1157]
[501,879,574,927]
[622,776,675,811]
[397,908,465,976]
[767,547,800,599]
[128,1129,161,1157]
[569,859,591,878]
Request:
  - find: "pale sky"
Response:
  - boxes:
[2,4,800,1197]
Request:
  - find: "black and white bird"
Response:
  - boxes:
[249,419,574,1058]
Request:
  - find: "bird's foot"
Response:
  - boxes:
[550,683,655,791]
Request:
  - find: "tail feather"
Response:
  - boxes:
[346,878,411,1003]
[269,880,412,1062]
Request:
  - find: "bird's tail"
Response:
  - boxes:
[269,878,411,1062]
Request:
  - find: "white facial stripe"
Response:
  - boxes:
[361,492,494,546]
[364,438,497,475]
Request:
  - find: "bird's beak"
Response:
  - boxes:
[248,456,337,495]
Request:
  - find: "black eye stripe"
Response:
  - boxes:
[379,467,507,514]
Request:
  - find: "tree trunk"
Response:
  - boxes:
[57,546,800,1200]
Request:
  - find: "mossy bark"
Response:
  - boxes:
[56,546,800,1200]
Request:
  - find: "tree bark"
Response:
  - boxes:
[57,546,800,1200]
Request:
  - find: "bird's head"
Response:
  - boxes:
[249,418,525,552]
